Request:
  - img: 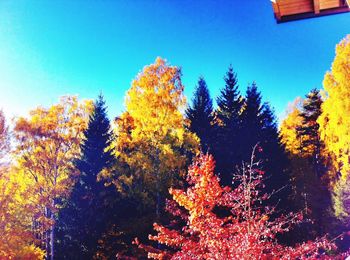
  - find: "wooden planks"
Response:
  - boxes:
[314,0,320,13]
[320,0,340,9]
[272,0,350,23]
[278,0,313,16]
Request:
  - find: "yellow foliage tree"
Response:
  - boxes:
[0,110,9,165]
[13,96,92,259]
[0,110,44,258]
[318,35,350,218]
[0,167,45,259]
[280,97,304,156]
[114,57,199,217]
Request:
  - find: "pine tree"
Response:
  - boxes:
[216,65,242,128]
[239,82,266,164]
[214,66,243,185]
[297,89,323,175]
[186,77,214,152]
[55,94,118,259]
[240,83,291,212]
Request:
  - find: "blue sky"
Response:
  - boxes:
[0,0,349,122]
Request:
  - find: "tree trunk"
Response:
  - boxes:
[45,207,50,259]
[50,225,54,260]
[50,200,55,260]
[155,147,161,221]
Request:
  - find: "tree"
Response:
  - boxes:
[0,111,44,258]
[55,94,118,259]
[140,152,337,259]
[297,89,323,175]
[318,35,350,220]
[186,77,214,153]
[239,83,291,210]
[214,66,243,185]
[239,82,263,158]
[110,58,199,256]
[280,97,304,155]
[0,167,45,259]
[13,96,92,259]
[114,57,199,215]
[0,110,9,166]
[280,95,331,242]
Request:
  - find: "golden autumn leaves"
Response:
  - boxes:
[0,57,199,258]
[1,33,350,258]
[0,96,93,258]
[280,35,350,219]
[113,57,199,204]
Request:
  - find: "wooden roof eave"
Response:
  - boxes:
[272,0,350,23]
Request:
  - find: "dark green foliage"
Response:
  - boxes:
[297,89,324,175]
[239,83,291,210]
[186,77,214,152]
[286,156,332,243]
[286,89,332,243]
[213,66,243,185]
[55,94,118,259]
[216,66,242,128]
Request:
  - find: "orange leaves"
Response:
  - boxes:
[169,154,222,222]
[143,153,336,259]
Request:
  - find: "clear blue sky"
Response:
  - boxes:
[0,0,349,122]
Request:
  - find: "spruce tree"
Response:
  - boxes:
[216,65,242,129]
[55,94,118,259]
[290,89,330,242]
[239,82,263,152]
[214,66,243,185]
[297,89,323,175]
[186,77,214,152]
[240,83,291,211]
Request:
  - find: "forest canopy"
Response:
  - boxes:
[1,36,350,259]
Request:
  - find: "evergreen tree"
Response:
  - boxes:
[284,89,330,243]
[297,89,323,175]
[55,94,118,259]
[239,82,263,154]
[214,66,243,185]
[186,77,214,152]
[240,83,291,211]
[216,65,242,128]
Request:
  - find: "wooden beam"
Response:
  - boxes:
[272,1,281,21]
[277,6,350,23]
[314,0,320,14]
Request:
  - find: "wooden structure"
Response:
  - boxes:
[272,0,350,23]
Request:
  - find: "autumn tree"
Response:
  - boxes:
[186,77,214,152]
[280,95,331,242]
[114,57,199,215]
[318,35,350,220]
[55,94,118,259]
[13,96,92,259]
[213,65,243,185]
[141,152,337,259]
[280,97,304,155]
[0,167,45,259]
[109,58,199,256]
[0,110,9,166]
[0,110,44,258]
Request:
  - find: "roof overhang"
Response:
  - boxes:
[271,0,350,23]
